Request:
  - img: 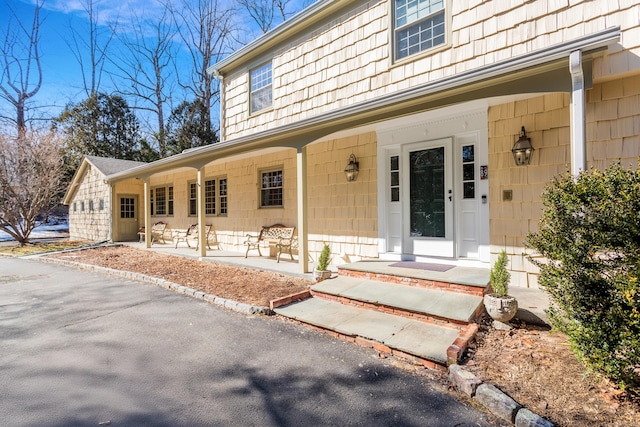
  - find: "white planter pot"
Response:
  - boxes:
[484,294,518,323]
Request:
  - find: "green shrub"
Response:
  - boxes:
[489,250,511,297]
[316,242,331,271]
[527,163,640,394]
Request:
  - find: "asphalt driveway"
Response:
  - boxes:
[0,257,497,426]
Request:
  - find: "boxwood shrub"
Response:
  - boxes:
[527,163,639,394]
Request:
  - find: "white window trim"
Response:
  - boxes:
[188,177,228,217]
[259,167,284,209]
[151,185,174,217]
[249,61,273,114]
[390,0,451,64]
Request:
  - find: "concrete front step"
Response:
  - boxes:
[311,276,484,328]
[338,261,489,297]
[274,297,461,366]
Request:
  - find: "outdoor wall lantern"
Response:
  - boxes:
[512,126,534,166]
[344,154,360,182]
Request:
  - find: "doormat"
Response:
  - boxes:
[389,261,455,272]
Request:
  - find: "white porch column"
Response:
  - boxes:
[569,50,587,176]
[296,147,309,273]
[143,178,151,248]
[197,167,206,258]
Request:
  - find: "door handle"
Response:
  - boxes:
[448,189,452,202]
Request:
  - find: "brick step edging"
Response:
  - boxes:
[311,289,479,331]
[338,269,488,297]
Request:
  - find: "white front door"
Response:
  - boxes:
[402,138,454,257]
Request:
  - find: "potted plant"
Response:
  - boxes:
[484,250,518,323]
[314,242,332,282]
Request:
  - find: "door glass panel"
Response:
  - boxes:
[390,155,400,202]
[120,197,135,219]
[462,144,476,199]
[409,147,445,237]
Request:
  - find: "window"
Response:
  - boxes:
[205,179,216,215]
[394,0,446,61]
[189,178,228,216]
[73,202,77,212]
[120,197,135,219]
[80,201,85,212]
[89,200,94,211]
[219,178,228,215]
[462,145,475,199]
[390,156,400,202]
[260,169,283,208]
[99,199,104,211]
[250,62,272,113]
[189,182,197,216]
[151,185,173,216]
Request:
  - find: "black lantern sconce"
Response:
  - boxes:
[344,154,360,182]
[512,126,534,166]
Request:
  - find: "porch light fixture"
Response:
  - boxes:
[512,126,534,166]
[344,154,360,182]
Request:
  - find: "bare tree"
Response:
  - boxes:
[171,0,235,140]
[110,5,175,157]
[238,0,301,34]
[0,131,65,245]
[0,0,44,139]
[67,0,116,96]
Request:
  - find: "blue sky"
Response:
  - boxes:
[0,0,309,133]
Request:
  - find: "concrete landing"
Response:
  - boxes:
[274,298,460,364]
[338,261,490,288]
[312,276,483,324]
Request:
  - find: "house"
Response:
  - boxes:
[66,0,638,288]
[64,156,146,242]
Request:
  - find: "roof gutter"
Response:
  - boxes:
[107,27,620,183]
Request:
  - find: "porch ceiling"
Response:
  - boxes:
[106,27,619,184]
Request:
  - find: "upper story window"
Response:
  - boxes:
[394,0,446,61]
[250,62,272,113]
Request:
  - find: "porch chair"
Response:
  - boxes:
[174,224,198,248]
[150,221,170,244]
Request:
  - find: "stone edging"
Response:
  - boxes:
[37,257,272,316]
[449,364,554,427]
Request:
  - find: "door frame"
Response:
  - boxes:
[377,107,490,263]
[116,194,140,241]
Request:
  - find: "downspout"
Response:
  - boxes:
[569,50,587,177]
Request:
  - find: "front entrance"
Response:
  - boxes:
[403,139,454,257]
[379,108,490,263]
